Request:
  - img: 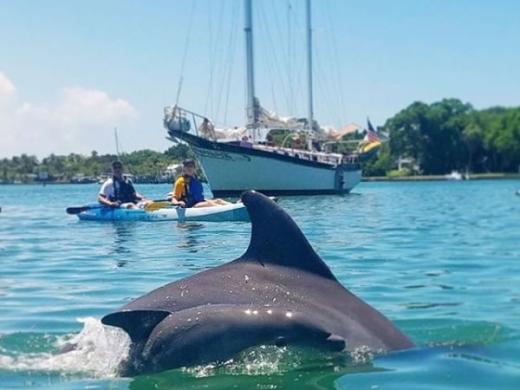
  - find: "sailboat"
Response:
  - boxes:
[164,0,362,197]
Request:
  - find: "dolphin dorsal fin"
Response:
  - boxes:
[240,191,336,280]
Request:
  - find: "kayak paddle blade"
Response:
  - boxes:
[144,201,172,212]
[66,206,92,215]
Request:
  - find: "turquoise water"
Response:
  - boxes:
[0,181,519,389]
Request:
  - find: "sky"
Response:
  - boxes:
[1,0,519,159]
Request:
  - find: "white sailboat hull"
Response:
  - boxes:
[194,146,360,196]
[168,131,361,196]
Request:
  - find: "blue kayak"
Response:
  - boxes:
[74,203,249,222]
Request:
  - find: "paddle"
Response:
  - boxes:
[144,200,186,222]
[66,199,173,215]
[176,207,186,223]
[66,205,104,215]
[144,200,174,211]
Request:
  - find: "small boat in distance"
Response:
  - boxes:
[445,171,463,180]
[164,0,372,197]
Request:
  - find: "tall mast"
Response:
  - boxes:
[305,0,314,132]
[244,0,256,128]
[114,127,121,157]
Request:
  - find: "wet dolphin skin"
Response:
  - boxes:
[102,191,414,375]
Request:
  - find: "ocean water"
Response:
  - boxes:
[0,180,519,389]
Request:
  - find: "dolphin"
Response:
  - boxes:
[102,191,414,375]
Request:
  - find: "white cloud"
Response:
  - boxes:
[0,72,16,96]
[0,72,138,158]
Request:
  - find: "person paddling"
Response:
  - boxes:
[170,159,230,208]
[98,161,149,209]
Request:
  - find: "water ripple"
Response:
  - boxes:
[0,181,519,388]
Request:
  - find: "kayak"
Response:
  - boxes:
[74,203,249,222]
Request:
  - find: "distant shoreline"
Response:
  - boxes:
[1,173,519,185]
[362,173,520,182]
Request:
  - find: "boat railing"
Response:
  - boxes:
[165,104,360,168]
[164,105,216,139]
[253,143,356,166]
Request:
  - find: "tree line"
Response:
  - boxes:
[363,98,520,176]
[1,98,519,183]
[0,144,191,183]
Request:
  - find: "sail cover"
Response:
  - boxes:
[256,105,306,130]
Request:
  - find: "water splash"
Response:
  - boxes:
[350,345,375,364]
[182,345,292,378]
[180,344,366,379]
[0,317,130,378]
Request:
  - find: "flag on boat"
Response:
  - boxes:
[357,118,383,159]
[365,118,381,143]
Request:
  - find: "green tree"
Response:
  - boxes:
[385,99,473,174]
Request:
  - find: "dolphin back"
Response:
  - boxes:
[100,191,414,375]
[122,304,347,374]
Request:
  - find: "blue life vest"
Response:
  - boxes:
[183,175,204,207]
